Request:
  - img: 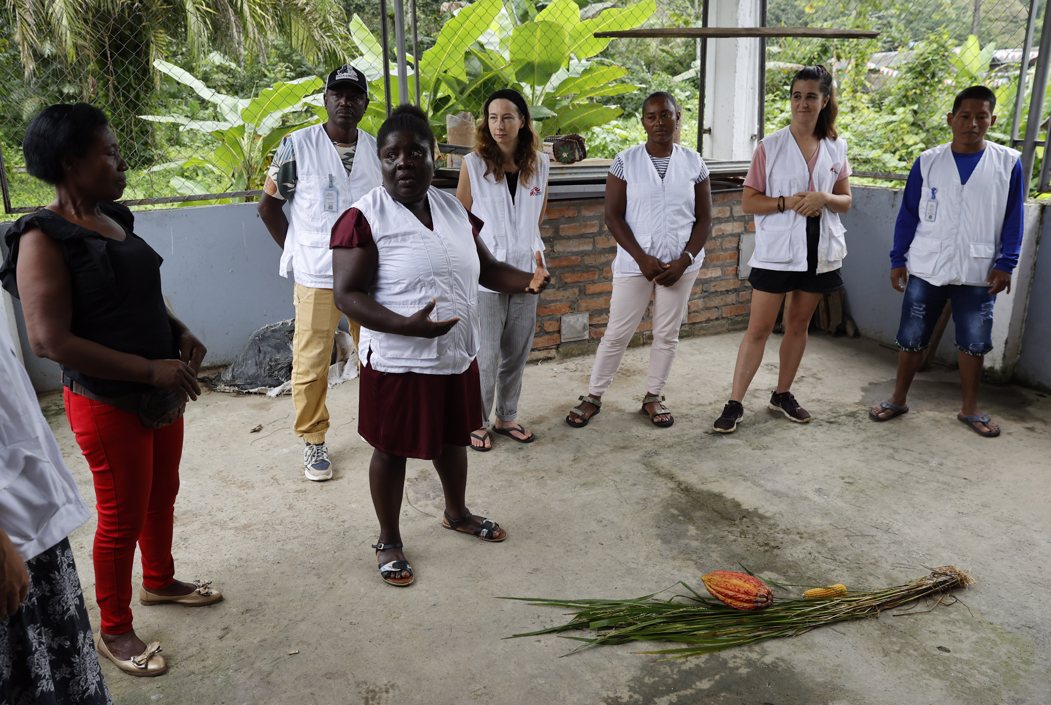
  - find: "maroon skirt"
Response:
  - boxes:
[358,359,483,460]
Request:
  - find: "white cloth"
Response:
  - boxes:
[0,323,90,562]
[908,141,1019,286]
[354,186,481,375]
[748,126,848,273]
[279,125,381,288]
[613,144,707,277]
[464,151,550,293]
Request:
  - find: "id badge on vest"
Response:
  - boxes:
[323,174,340,213]
[924,187,938,222]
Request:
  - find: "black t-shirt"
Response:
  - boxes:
[1,202,177,397]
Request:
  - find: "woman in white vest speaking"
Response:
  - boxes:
[566,91,712,429]
[712,65,852,434]
[330,105,549,587]
[456,89,550,451]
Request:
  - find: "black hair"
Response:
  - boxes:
[476,88,540,183]
[23,103,111,185]
[376,104,436,154]
[952,85,996,114]
[642,91,678,112]
[791,65,838,140]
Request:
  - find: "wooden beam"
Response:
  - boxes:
[594,27,879,39]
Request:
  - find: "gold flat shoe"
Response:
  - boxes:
[96,636,168,677]
[140,579,223,606]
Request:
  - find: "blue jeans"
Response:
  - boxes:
[895,276,995,356]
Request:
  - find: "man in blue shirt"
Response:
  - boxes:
[870,85,1024,437]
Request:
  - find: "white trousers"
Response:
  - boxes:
[588,270,699,397]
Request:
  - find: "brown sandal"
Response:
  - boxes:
[640,393,674,428]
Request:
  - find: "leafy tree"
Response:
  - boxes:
[2,0,351,165]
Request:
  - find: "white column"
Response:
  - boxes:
[702,0,762,161]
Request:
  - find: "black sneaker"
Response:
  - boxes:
[769,391,811,423]
[713,400,744,433]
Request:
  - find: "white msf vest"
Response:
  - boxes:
[280,124,381,288]
[464,151,549,293]
[907,142,1019,287]
[1,322,90,561]
[749,126,848,273]
[613,144,706,277]
[354,186,481,375]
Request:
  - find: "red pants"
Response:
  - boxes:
[64,389,183,635]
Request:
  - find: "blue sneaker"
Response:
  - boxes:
[303,442,332,481]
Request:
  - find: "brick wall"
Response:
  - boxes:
[531,190,753,360]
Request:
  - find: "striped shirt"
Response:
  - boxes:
[609,152,709,183]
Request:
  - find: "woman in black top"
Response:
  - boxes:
[1,104,222,678]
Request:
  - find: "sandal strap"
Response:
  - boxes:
[642,394,670,416]
[372,541,403,551]
[443,509,468,528]
[569,394,601,419]
[476,518,500,540]
[378,560,413,577]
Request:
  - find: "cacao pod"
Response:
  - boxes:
[701,570,774,610]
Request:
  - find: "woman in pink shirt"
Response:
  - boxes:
[712,65,852,433]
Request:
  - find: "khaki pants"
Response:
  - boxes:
[292,283,360,444]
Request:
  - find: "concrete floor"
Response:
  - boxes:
[41,331,1051,705]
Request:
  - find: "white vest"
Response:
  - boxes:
[354,186,480,375]
[0,322,90,561]
[464,151,550,293]
[749,127,848,273]
[279,124,381,288]
[907,142,1019,287]
[613,144,706,277]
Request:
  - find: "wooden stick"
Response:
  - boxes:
[594,27,880,39]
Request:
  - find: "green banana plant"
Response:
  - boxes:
[347,0,655,139]
[140,59,323,200]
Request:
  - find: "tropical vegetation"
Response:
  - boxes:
[0,0,1046,209]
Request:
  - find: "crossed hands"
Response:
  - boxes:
[789,191,827,218]
[146,330,207,400]
[638,254,688,286]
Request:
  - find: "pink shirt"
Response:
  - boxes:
[743,142,851,193]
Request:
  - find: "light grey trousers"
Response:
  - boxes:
[477,291,538,425]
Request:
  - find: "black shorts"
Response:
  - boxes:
[748,215,844,294]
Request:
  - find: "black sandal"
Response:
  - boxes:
[441,510,507,542]
[372,541,414,587]
[640,393,674,428]
[566,394,601,428]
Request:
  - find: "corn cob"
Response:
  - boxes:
[803,583,848,599]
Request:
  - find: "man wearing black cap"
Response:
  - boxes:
[259,63,381,482]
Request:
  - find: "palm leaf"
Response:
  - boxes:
[507,567,972,659]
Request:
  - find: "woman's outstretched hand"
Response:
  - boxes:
[403,299,460,338]
[526,252,551,294]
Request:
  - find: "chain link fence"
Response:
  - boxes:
[0,0,1047,213]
